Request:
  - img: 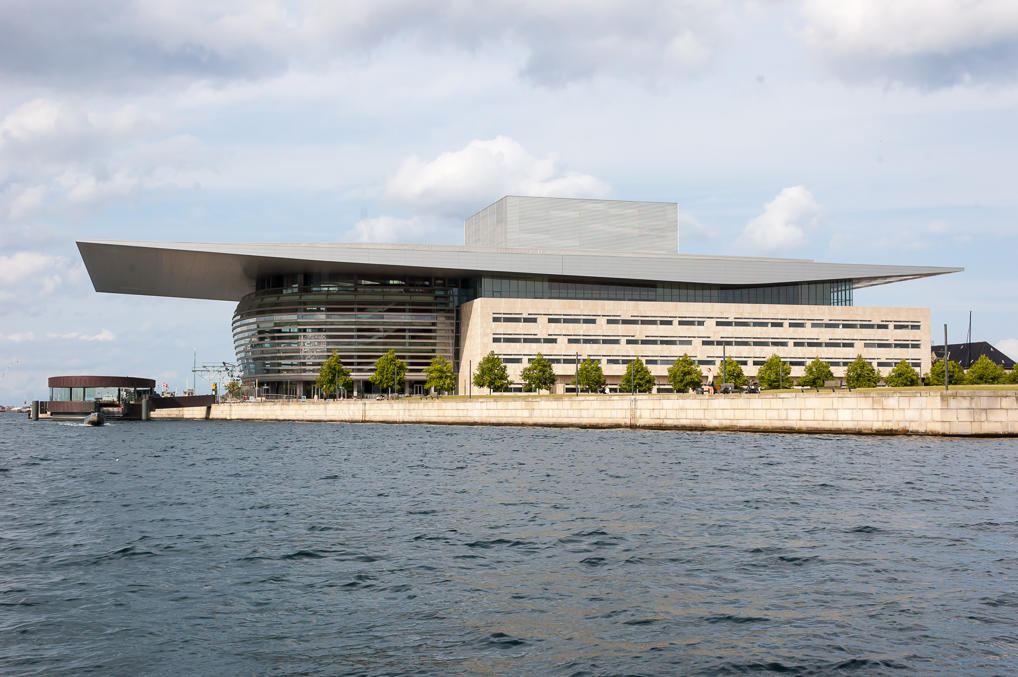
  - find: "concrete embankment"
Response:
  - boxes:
[150,390,1018,436]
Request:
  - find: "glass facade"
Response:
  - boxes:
[234,274,462,394]
[471,276,854,306]
[48,387,142,402]
[235,272,856,393]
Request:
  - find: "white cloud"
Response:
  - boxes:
[0,1,732,91]
[347,215,414,242]
[0,251,64,284]
[798,0,1018,87]
[996,338,1018,362]
[0,251,86,309]
[0,98,157,157]
[678,211,714,244]
[0,331,36,342]
[46,330,116,342]
[343,215,463,245]
[0,98,78,145]
[4,184,46,221]
[384,136,610,216]
[736,186,821,252]
[62,170,141,204]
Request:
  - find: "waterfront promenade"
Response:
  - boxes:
[151,389,1018,436]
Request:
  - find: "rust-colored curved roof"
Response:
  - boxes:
[48,375,155,388]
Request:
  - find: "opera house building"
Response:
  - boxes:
[78,196,960,396]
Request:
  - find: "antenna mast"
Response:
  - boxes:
[966,311,972,367]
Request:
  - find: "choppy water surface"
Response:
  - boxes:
[1,416,1016,675]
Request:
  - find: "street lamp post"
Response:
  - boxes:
[575,352,579,396]
[722,343,728,388]
[944,324,950,392]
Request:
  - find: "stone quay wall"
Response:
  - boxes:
[150,390,1018,436]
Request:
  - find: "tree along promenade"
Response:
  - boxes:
[150,388,1018,436]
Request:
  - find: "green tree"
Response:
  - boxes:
[966,354,1005,384]
[575,358,606,392]
[928,358,966,386]
[667,354,703,392]
[423,354,457,394]
[717,357,747,388]
[756,354,791,390]
[473,351,511,392]
[884,359,920,387]
[845,355,880,388]
[1010,368,1018,385]
[620,357,655,393]
[226,379,243,399]
[370,350,406,394]
[316,352,353,398]
[520,353,556,393]
[799,358,834,388]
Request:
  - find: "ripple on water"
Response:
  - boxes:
[1,417,1015,675]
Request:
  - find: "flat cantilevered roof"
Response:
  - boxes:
[77,239,962,303]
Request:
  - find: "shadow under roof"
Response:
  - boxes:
[77,240,962,303]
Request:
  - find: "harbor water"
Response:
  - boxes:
[1,415,1016,675]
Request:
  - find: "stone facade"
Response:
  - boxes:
[458,298,930,394]
[151,390,1018,437]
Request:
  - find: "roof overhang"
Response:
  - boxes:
[77,240,963,303]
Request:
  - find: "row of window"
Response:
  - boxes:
[478,276,854,306]
[495,315,691,326]
[493,335,923,349]
[491,336,558,344]
[492,316,538,323]
[716,320,786,327]
[627,339,694,346]
[568,338,620,345]
[810,321,920,331]
[704,340,789,347]
[607,318,682,326]
[492,315,921,330]
[549,317,596,324]
[253,274,862,310]
[496,354,923,369]
[50,387,145,402]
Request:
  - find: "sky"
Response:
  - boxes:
[2,0,1018,403]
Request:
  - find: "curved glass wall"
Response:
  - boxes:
[234,274,462,395]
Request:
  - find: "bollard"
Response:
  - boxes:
[30,400,39,421]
